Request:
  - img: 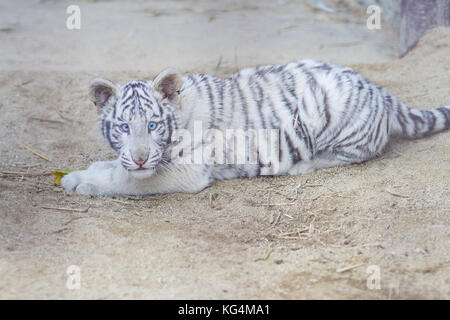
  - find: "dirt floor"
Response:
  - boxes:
[0,0,449,299]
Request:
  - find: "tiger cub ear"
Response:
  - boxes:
[88,78,119,111]
[152,68,183,104]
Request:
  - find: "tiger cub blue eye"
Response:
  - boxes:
[120,123,129,132]
[148,122,157,130]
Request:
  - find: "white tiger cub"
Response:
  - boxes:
[61,60,450,195]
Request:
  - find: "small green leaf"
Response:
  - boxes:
[51,170,73,186]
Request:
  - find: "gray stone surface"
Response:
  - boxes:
[400,0,450,56]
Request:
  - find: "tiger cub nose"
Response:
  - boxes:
[132,149,149,166]
[133,157,147,166]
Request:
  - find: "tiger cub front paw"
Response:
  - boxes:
[60,171,82,191]
[61,171,100,195]
[74,183,100,195]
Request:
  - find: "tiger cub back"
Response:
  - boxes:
[176,59,449,178]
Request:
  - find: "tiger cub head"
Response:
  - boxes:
[88,69,182,178]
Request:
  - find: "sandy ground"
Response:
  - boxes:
[0,0,449,299]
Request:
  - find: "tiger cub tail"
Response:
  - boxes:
[388,96,450,138]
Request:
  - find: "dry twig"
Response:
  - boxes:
[16,141,51,162]
[384,189,409,198]
[41,205,90,213]
[336,263,364,273]
[1,171,51,176]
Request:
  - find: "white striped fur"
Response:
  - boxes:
[62,60,450,195]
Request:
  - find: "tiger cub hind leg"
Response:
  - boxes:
[287,147,372,175]
[287,158,352,175]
